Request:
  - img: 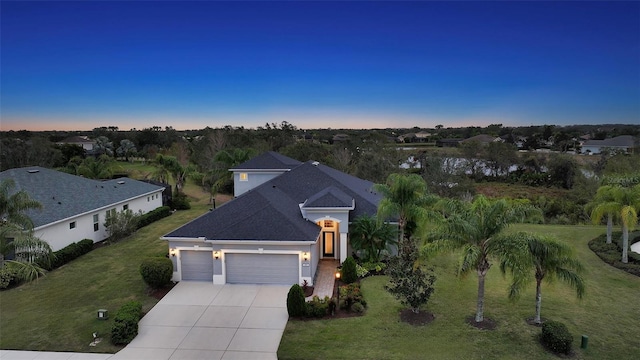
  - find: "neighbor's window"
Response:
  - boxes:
[239,173,248,181]
[147,196,150,202]
[93,214,99,232]
[123,204,129,211]
[107,208,116,220]
[69,221,76,229]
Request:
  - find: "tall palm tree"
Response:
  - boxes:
[350,214,397,262]
[210,148,255,194]
[589,185,618,244]
[0,179,52,281]
[615,185,640,263]
[77,156,113,179]
[426,195,538,323]
[374,173,435,246]
[499,232,585,325]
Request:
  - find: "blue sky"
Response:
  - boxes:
[1,1,639,131]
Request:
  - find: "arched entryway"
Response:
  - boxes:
[316,219,340,259]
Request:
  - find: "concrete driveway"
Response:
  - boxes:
[110,282,289,360]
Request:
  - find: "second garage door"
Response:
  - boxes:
[225,253,298,285]
[181,250,213,281]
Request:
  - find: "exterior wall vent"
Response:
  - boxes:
[27,169,39,173]
[117,180,125,185]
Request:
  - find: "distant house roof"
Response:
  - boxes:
[164,159,381,242]
[0,167,164,228]
[58,136,95,144]
[582,135,637,148]
[231,151,302,171]
[461,134,500,144]
[333,134,350,142]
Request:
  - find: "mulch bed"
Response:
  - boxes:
[399,309,435,326]
[465,315,498,330]
[148,282,177,300]
[526,317,548,326]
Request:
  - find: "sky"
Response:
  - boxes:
[1,1,639,131]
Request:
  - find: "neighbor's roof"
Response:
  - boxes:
[58,136,95,144]
[582,135,637,148]
[230,151,302,171]
[164,158,381,242]
[0,167,164,228]
[461,134,499,143]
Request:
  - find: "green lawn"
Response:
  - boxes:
[0,204,209,353]
[278,225,640,360]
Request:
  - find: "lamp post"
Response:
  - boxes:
[335,271,341,312]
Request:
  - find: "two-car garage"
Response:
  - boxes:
[177,249,299,285]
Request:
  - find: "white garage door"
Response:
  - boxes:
[225,253,298,285]
[181,250,213,281]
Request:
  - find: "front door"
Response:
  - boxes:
[323,232,335,258]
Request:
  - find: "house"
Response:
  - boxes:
[581,135,638,155]
[436,138,463,147]
[0,167,164,251]
[460,134,501,145]
[162,152,383,285]
[57,136,96,152]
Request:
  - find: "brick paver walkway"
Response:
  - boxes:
[308,259,339,300]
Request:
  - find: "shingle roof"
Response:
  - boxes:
[461,134,498,143]
[0,167,164,228]
[231,151,302,171]
[583,135,637,148]
[304,186,353,208]
[164,158,382,242]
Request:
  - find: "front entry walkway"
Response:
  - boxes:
[309,260,339,299]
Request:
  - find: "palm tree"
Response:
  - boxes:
[350,214,397,262]
[426,195,538,323]
[589,185,618,244]
[210,148,255,194]
[77,156,113,179]
[499,232,585,325]
[0,179,52,281]
[615,185,640,263]
[374,173,435,246]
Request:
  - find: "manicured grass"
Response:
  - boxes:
[278,225,640,359]
[0,203,210,353]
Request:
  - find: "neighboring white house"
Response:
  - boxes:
[581,135,638,155]
[0,166,164,251]
[57,136,96,152]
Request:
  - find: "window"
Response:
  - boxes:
[93,214,99,232]
[69,221,76,229]
[323,220,334,228]
[123,204,129,211]
[147,196,150,202]
[239,173,248,181]
[107,208,116,220]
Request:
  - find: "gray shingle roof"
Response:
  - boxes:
[0,167,164,228]
[583,135,637,148]
[164,158,382,242]
[304,186,353,208]
[231,151,302,171]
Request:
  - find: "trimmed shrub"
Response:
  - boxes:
[140,257,173,289]
[341,256,358,284]
[305,296,329,318]
[137,206,171,229]
[286,284,306,317]
[111,301,143,345]
[352,302,365,314]
[0,266,17,289]
[339,283,366,311]
[47,239,95,270]
[171,192,191,210]
[541,321,573,355]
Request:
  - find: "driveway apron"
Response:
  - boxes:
[110,282,289,360]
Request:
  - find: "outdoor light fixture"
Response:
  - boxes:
[214,251,221,260]
[335,271,341,281]
[169,249,176,257]
[302,252,309,261]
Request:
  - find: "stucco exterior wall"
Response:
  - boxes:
[233,171,286,197]
[34,190,163,251]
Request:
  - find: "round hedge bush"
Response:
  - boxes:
[140,257,173,289]
[287,284,306,317]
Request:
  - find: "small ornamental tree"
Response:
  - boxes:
[105,209,140,242]
[286,284,306,317]
[341,256,358,284]
[385,240,436,313]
